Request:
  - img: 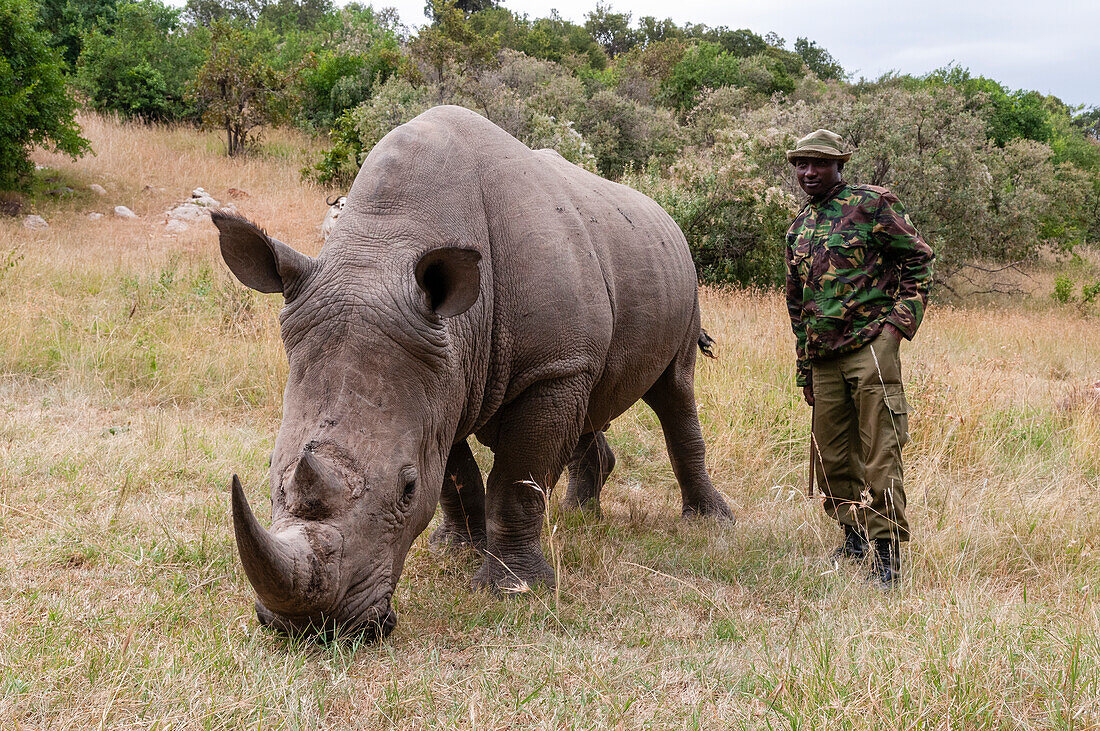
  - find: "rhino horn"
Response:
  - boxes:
[231,474,316,615]
[287,450,344,518]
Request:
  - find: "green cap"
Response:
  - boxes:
[786,128,851,162]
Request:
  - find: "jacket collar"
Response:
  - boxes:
[807,180,848,207]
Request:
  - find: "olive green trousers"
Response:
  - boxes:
[811,331,910,543]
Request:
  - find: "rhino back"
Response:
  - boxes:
[332,106,697,438]
[473,118,698,431]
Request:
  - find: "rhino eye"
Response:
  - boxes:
[398,467,417,507]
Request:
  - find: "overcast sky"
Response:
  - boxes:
[379,0,1098,108]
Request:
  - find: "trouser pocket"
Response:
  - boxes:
[883,384,910,448]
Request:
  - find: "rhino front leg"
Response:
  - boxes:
[430,439,487,552]
[561,430,616,517]
[472,382,588,593]
[643,344,735,522]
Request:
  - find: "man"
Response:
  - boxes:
[784,129,934,587]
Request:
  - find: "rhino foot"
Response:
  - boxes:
[682,495,736,524]
[560,493,602,518]
[428,523,486,554]
[472,548,555,594]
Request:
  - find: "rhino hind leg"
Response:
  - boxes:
[429,439,487,552]
[472,380,590,593]
[643,346,735,522]
[561,430,616,517]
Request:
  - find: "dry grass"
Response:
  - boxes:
[1,114,1099,729]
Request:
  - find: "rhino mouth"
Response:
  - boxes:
[232,474,398,641]
[254,599,398,640]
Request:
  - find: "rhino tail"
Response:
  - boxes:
[698,328,717,359]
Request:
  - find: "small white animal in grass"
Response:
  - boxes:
[321,195,347,240]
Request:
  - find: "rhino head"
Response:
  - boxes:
[212,210,481,638]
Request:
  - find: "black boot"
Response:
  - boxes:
[868,537,901,588]
[831,524,868,562]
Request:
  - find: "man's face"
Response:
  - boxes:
[792,157,842,197]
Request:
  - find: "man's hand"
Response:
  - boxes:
[803,384,814,406]
[883,322,904,342]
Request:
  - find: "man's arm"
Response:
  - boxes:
[874,192,935,339]
[785,242,812,389]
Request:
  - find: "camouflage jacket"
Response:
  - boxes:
[785,182,934,387]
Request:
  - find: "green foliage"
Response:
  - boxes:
[36,0,118,68]
[658,41,795,113]
[1052,274,1075,304]
[793,37,844,81]
[0,0,89,190]
[1073,106,1100,140]
[622,130,799,286]
[424,0,494,20]
[583,2,638,59]
[1082,281,1100,305]
[658,42,741,111]
[921,66,1056,147]
[190,21,297,155]
[256,0,332,31]
[75,0,206,121]
[184,0,262,26]
[412,0,499,97]
[66,0,1074,292]
[293,5,405,130]
[575,88,681,178]
[306,75,431,185]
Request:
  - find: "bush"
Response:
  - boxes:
[37,0,118,68]
[0,0,89,189]
[575,89,683,178]
[293,4,406,130]
[622,129,799,286]
[306,75,431,185]
[1052,274,1075,304]
[190,21,298,155]
[76,0,207,121]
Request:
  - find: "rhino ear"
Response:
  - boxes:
[414,247,481,318]
[211,210,313,295]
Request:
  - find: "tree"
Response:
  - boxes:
[184,0,264,26]
[257,0,332,30]
[793,37,844,80]
[190,22,296,155]
[584,2,638,58]
[423,0,495,22]
[411,0,498,103]
[76,0,207,121]
[1073,106,1100,140]
[636,15,680,45]
[36,0,118,68]
[0,0,89,189]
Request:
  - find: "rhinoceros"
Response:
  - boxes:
[213,105,733,638]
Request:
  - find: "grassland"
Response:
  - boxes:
[1,114,1099,729]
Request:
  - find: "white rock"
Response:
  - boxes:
[165,219,189,234]
[114,206,138,219]
[23,215,48,230]
[167,202,208,222]
[87,212,104,220]
[193,195,220,208]
[89,184,107,196]
[191,187,207,198]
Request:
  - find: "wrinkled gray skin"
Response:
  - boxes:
[214,106,734,639]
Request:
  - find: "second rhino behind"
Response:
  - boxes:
[214,105,734,638]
